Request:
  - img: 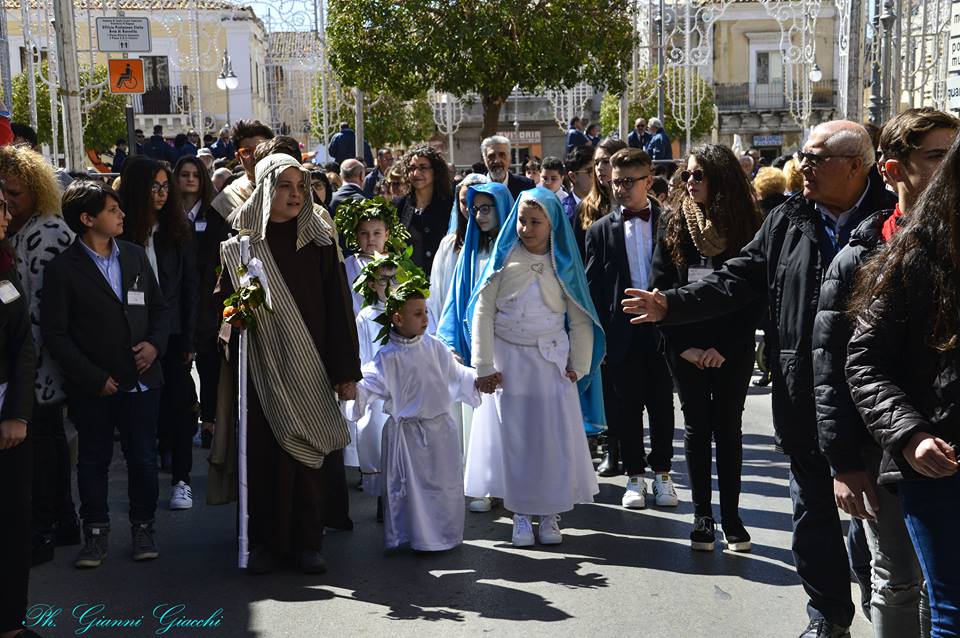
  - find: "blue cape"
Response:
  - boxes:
[465,186,607,434]
[436,182,514,363]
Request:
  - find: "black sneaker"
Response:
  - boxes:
[798,619,851,638]
[55,512,82,546]
[75,525,109,568]
[131,521,159,561]
[690,515,716,551]
[247,546,278,575]
[299,549,328,575]
[32,533,55,566]
[722,520,752,552]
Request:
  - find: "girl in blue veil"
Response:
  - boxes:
[463,186,605,546]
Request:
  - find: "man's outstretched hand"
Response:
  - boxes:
[621,288,668,324]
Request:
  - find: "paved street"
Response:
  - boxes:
[28,375,873,638]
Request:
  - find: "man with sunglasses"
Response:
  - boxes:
[627,118,651,150]
[622,120,896,638]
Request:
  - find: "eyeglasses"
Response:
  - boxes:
[680,169,705,183]
[409,164,433,173]
[611,176,650,190]
[794,150,858,168]
[237,146,257,160]
[151,182,170,194]
[472,203,495,216]
[375,275,399,286]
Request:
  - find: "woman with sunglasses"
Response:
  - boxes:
[650,144,763,552]
[119,158,198,511]
[574,138,628,261]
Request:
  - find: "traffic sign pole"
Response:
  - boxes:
[53,0,85,172]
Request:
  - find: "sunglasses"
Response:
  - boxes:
[794,150,858,168]
[680,169,705,183]
[150,182,170,194]
[237,146,257,160]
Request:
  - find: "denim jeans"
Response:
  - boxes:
[72,389,161,526]
[899,473,960,638]
[860,447,929,637]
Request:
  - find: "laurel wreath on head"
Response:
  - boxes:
[334,196,410,253]
[353,250,407,310]
[372,271,431,346]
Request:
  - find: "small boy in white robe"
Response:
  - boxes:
[341,274,489,551]
[350,254,401,521]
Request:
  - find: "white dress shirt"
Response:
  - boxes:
[622,206,653,291]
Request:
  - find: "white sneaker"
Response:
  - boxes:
[468,496,492,513]
[622,475,647,509]
[537,514,562,545]
[511,514,535,547]
[652,473,679,507]
[169,481,193,510]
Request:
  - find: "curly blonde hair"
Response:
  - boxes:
[753,166,787,200]
[782,158,804,194]
[0,145,62,217]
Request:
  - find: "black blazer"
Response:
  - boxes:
[584,199,663,364]
[151,233,197,350]
[0,266,36,423]
[41,239,170,398]
[192,205,230,352]
[506,172,535,201]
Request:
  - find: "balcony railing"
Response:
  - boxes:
[132,85,191,115]
[714,81,837,112]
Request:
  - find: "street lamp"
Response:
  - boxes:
[879,0,896,121]
[217,49,239,125]
[808,63,822,83]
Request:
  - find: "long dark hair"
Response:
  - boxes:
[174,155,214,215]
[119,157,190,249]
[578,137,627,231]
[665,144,761,266]
[402,145,452,202]
[849,133,960,351]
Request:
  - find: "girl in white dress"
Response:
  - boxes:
[466,186,605,547]
[342,274,488,551]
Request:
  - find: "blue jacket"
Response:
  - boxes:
[627,129,651,150]
[565,128,590,156]
[647,130,673,161]
[328,128,374,167]
[208,139,234,160]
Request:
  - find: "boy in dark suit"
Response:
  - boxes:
[41,180,169,569]
[584,148,677,510]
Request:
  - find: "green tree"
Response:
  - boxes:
[599,67,716,147]
[328,0,636,139]
[13,62,127,152]
[312,86,436,149]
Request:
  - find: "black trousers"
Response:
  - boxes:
[158,335,199,486]
[602,333,675,475]
[789,448,856,627]
[30,400,76,535]
[195,348,221,425]
[670,343,754,523]
[0,434,32,632]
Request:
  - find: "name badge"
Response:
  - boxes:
[127,290,146,306]
[0,280,20,304]
[195,221,208,233]
[688,266,713,283]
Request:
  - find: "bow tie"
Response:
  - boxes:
[622,207,651,222]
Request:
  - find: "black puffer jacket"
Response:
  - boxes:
[846,279,960,485]
[813,209,893,474]
[660,176,896,454]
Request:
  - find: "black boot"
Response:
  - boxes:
[597,440,621,477]
[32,533,55,566]
[55,512,82,546]
[752,371,771,387]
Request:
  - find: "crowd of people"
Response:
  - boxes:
[0,105,959,638]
